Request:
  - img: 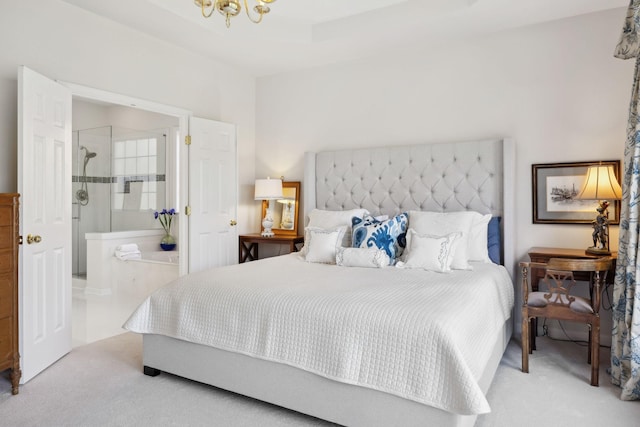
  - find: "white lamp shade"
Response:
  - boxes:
[576,165,623,201]
[254,178,283,200]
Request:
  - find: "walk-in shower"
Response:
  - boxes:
[72,126,168,278]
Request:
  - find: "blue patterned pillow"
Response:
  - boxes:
[351,213,408,261]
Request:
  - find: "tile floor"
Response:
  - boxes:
[71,276,153,347]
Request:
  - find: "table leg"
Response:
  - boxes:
[239,241,259,263]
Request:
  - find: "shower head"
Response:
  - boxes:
[80,146,97,159]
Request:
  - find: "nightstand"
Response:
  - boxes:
[526,247,617,351]
[527,247,617,291]
[239,234,304,263]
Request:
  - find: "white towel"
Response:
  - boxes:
[115,250,142,261]
[115,243,139,253]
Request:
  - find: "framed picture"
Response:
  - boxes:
[532,160,621,224]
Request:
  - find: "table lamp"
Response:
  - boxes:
[255,177,283,237]
[576,164,622,255]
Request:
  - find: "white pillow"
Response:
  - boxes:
[306,208,369,250]
[468,213,492,263]
[336,247,390,268]
[405,210,476,270]
[397,229,460,272]
[304,226,346,264]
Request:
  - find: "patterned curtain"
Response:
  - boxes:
[612,0,640,401]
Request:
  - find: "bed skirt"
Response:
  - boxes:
[142,318,512,427]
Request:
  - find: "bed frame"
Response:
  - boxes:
[142,138,516,427]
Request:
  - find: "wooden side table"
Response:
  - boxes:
[239,234,304,263]
[526,247,617,351]
[528,247,617,291]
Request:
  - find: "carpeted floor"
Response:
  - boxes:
[476,337,640,426]
[0,333,331,427]
[1,333,638,426]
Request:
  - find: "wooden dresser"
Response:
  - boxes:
[0,193,20,394]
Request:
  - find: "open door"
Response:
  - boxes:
[18,67,72,383]
[187,117,237,273]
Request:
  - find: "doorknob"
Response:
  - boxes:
[229,220,237,226]
[26,234,42,244]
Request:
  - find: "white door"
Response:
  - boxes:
[187,117,237,273]
[17,67,72,383]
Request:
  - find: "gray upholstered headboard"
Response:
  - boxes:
[303,139,516,278]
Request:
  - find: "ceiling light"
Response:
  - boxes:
[195,0,277,28]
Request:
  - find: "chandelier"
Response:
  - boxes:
[195,0,277,28]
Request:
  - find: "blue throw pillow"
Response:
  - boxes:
[488,216,501,265]
[352,213,408,261]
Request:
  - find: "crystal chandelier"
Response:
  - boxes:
[195,0,277,28]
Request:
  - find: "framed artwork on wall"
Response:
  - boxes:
[532,160,621,224]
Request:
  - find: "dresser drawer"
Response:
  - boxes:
[0,227,12,251]
[0,275,11,318]
[0,250,12,273]
[0,206,11,226]
[0,317,11,362]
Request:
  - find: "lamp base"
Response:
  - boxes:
[585,246,611,256]
[261,216,274,237]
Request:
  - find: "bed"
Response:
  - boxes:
[125,138,516,427]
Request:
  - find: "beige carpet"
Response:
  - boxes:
[1,333,639,426]
[0,333,331,427]
[476,337,640,426]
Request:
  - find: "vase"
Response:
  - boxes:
[160,233,176,251]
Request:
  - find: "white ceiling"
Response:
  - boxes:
[61,0,627,76]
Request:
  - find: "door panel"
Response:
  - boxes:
[188,118,237,273]
[18,66,72,383]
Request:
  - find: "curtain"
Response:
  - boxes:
[612,0,640,401]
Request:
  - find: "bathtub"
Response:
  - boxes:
[136,250,180,264]
[111,250,179,297]
[84,230,180,295]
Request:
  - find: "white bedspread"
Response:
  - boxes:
[124,254,514,415]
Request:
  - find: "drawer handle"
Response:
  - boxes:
[26,234,42,244]
[230,220,237,226]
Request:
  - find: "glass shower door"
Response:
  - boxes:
[72,126,112,278]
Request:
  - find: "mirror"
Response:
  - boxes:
[262,181,300,237]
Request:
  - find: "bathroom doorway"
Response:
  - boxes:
[70,98,181,346]
[71,124,176,275]
[19,71,237,372]
[71,100,179,281]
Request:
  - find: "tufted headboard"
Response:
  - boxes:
[303,139,516,278]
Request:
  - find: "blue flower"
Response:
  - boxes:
[154,208,176,234]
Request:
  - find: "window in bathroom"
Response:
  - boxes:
[112,137,159,210]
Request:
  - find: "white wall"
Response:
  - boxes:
[0,0,258,235]
[255,8,633,342]
[257,7,631,259]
